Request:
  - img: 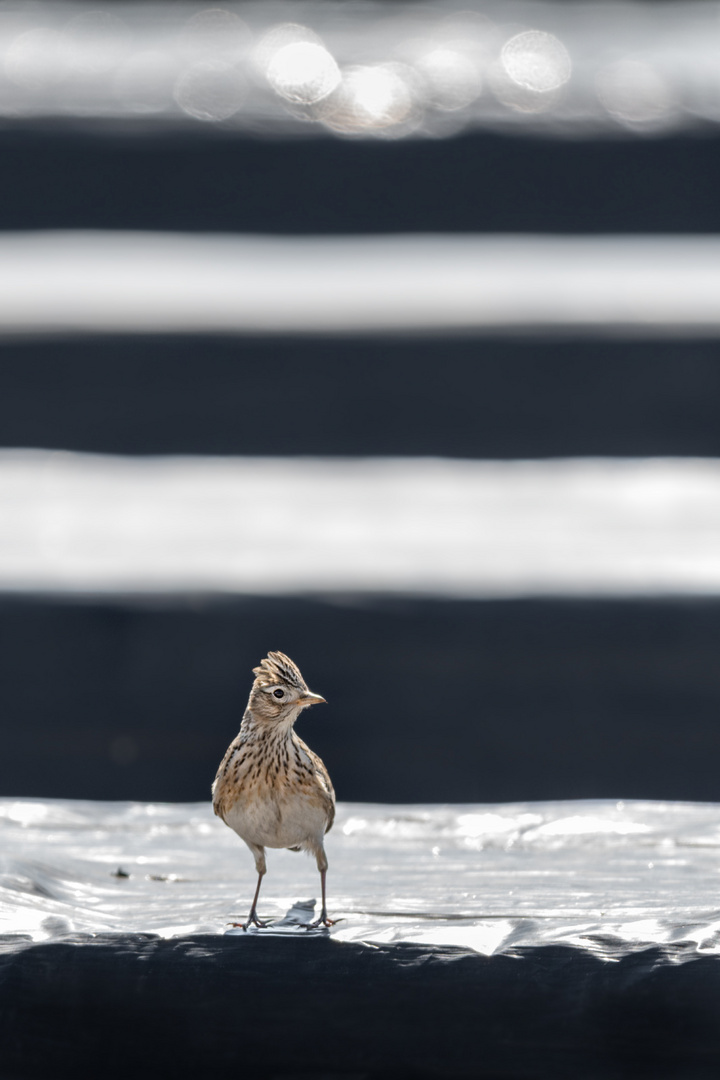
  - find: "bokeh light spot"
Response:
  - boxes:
[254,23,322,74]
[266,41,340,104]
[596,59,677,130]
[501,30,571,93]
[321,63,417,134]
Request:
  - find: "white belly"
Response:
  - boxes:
[225,790,328,851]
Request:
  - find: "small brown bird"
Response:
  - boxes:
[212,651,335,929]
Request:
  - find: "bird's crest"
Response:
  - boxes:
[252,651,307,691]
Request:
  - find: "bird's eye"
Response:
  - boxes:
[273,689,285,699]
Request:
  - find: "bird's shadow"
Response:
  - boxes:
[225,898,329,936]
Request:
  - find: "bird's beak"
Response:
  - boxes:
[298,692,326,707]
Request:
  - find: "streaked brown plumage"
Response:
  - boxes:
[212,651,335,929]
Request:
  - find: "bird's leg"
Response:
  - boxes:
[230,868,271,930]
[308,868,335,928]
[244,870,270,929]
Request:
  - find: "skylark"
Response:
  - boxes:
[212,651,335,929]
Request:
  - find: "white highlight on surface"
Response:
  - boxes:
[0,232,719,335]
[2,452,720,597]
[527,816,652,837]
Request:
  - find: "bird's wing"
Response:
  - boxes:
[211,734,243,822]
[295,737,336,834]
[324,798,336,835]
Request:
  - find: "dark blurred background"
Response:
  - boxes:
[1,3,720,805]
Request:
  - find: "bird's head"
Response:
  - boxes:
[247,651,326,724]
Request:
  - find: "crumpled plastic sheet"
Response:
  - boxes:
[2,796,720,958]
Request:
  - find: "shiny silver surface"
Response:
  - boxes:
[2,797,720,956]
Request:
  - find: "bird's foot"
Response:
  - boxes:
[229,912,273,931]
[306,912,335,929]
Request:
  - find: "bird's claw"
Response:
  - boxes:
[228,914,273,931]
[306,913,336,929]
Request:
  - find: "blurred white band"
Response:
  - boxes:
[0,3,716,138]
[2,232,720,335]
[2,451,720,597]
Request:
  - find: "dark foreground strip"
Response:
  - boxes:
[0,935,717,1079]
